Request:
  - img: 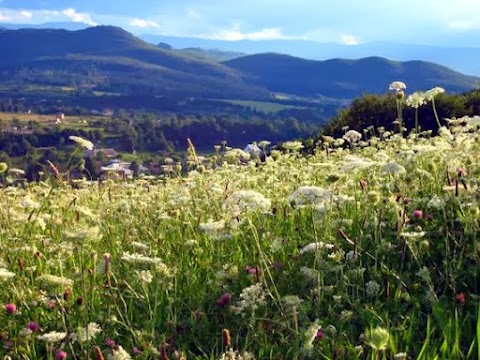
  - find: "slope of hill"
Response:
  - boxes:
[224,54,480,98]
[0,26,269,99]
[175,48,246,62]
[0,26,478,104]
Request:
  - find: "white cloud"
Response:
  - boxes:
[341,34,359,45]
[62,8,97,25]
[129,18,160,29]
[200,25,303,41]
[19,10,32,19]
[0,7,97,25]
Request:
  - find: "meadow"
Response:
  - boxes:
[0,102,480,359]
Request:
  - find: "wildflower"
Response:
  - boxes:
[55,350,68,360]
[388,81,406,92]
[343,130,362,143]
[5,303,16,314]
[299,242,334,254]
[224,148,251,162]
[257,140,271,148]
[394,353,408,359]
[136,270,153,284]
[282,141,304,151]
[400,231,426,239]
[365,280,381,296]
[37,331,68,342]
[36,274,74,288]
[382,162,406,176]
[120,252,164,267]
[73,322,102,343]
[364,327,390,351]
[107,345,132,360]
[438,126,453,141]
[456,292,466,305]
[303,320,321,352]
[282,295,303,307]
[218,349,256,360]
[326,325,337,335]
[340,310,353,321]
[424,87,445,101]
[223,190,271,216]
[198,219,225,233]
[131,242,149,254]
[63,227,99,242]
[0,268,15,280]
[68,135,94,150]
[231,283,267,317]
[27,321,41,332]
[359,179,367,190]
[288,186,333,206]
[105,338,116,348]
[412,210,423,219]
[0,162,7,174]
[406,91,426,108]
[217,293,232,307]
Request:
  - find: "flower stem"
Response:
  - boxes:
[431,98,442,130]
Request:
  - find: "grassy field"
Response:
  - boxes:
[0,112,110,132]
[215,99,306,114]
[0,112,479,359]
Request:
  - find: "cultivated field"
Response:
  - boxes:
[0,115,480,359]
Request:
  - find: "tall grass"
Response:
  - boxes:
[0,115,479,359]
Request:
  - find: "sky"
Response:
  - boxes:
[0,0,479,45]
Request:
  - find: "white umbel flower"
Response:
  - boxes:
[107,345,132,360]
[0,268,15,280]
[389,81,406,92]
[223,190,271,216]
[69,135,94,150]
[37,331,67,342]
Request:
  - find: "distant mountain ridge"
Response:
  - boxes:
[0,26,477,101]
[141,34,480,76]
[224,53,480,98]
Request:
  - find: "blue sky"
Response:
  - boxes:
[0,0,479,45]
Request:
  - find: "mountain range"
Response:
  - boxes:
[2,21,479,76]
[0,25,478,102]
[141,34,480,77]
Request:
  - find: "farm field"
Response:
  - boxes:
[0,115,479,359]
[0,112,107,124]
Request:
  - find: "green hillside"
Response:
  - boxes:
[224,54,480,98]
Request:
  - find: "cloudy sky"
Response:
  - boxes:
[0,0,479,45]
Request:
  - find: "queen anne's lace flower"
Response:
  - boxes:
[69,135,94,150]
[107,345,132,360]
[37,331,67,342]
[0,268,15,280]
[223,190,271,217]
[406,91,426,108]
[343,130,362,143]
[389,81,406,92]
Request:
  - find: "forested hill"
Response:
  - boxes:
[224,53,480,98]
[0,26,479,102]
[0,26,269,100]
